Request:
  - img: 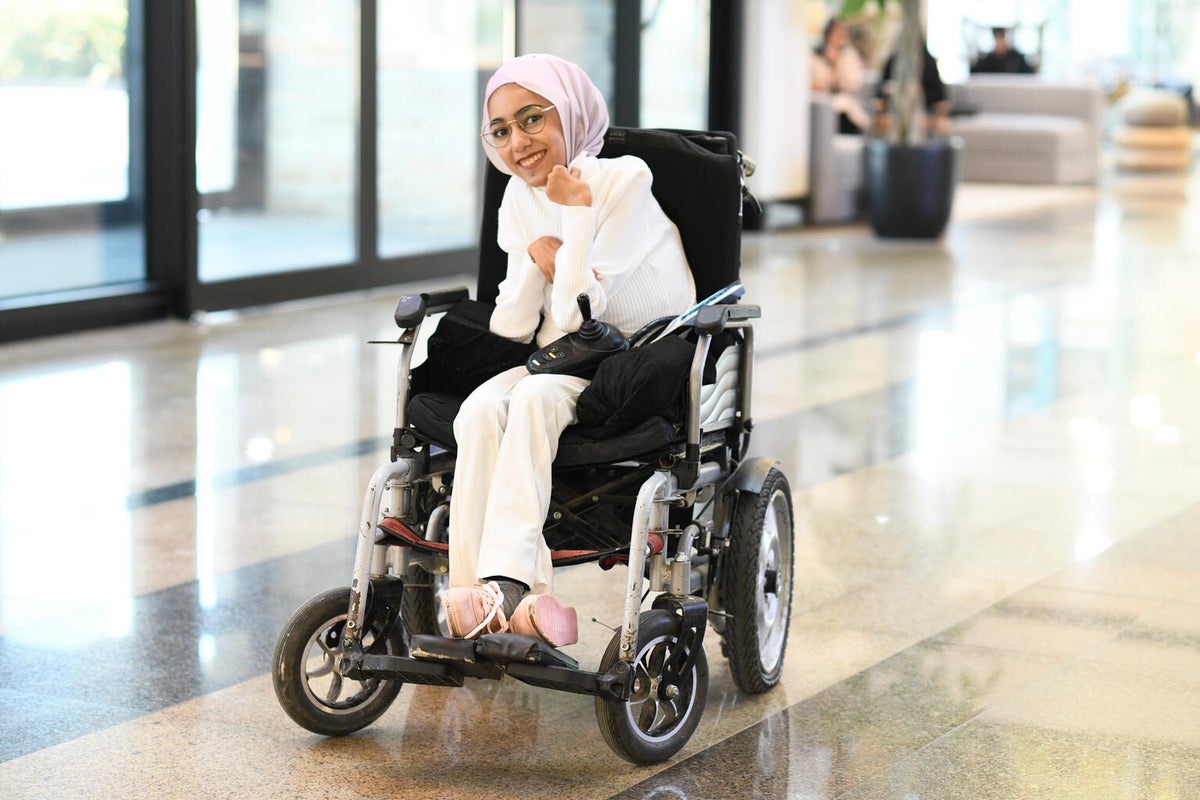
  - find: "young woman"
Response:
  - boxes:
[439,54,695,647]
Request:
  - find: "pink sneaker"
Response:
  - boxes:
[510,593,578,647]
[440,582,509,639]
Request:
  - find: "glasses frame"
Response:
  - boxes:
[480,104,556,148]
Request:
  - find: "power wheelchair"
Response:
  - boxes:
[272,127,794,765]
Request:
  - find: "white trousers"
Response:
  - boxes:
[448,365,590,595]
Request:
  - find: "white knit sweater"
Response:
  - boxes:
[490,154,696,347]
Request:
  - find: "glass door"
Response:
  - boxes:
[0,0,145,305]
[640,0,711,129]
[188,0,509,314]
[194,0,357,285]
[518,0,617,109]
[377,2,507,259]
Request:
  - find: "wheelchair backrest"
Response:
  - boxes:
[476,127,743,305]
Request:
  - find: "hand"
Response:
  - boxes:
[527,236,563,283]
[545,165,592,207]
[928,102,952,137]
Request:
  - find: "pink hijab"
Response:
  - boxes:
[481,53,610,176]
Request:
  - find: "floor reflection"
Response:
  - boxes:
[0,361,134,642]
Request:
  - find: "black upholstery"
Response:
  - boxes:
[407,392,684,468]
[476,127,742,304]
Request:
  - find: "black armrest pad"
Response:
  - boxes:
[424,287,471,313]
[695,305,727,335]
[393,295,427,328]
[727,304,761,321]
[692,303,762,336]
[393,287,470,328]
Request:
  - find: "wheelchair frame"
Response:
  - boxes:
[272,129,794,765]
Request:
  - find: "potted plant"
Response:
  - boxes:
[842,0,962,238]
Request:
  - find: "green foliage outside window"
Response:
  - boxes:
[0,0,127,82]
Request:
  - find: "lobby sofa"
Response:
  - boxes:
[947,75,1104,184]
[806,75,1104,225]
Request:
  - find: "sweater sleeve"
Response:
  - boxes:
[489,183,547,343]
[548,157,660,333]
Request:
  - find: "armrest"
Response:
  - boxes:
[809,94,838,161]
[393,287,470,328]
[693,304,762,336]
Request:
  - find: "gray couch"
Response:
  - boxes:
[806,76,1105,225]
[807,93,867,225]
[948,76,1104,184]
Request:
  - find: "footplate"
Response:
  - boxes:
[356,652,466,687]
[402,633,632,700]
[410,634,504,680]
[475,633,580,669]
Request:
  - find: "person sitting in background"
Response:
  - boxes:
[874,42,951,137]
[810,17,870,133]
[971,27,1033,74]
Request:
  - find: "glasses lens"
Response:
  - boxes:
[482,125,510,147]
[516,106,548,134]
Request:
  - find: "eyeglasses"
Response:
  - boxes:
[480,104,555,148]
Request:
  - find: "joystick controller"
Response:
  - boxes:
[527,294,628,378]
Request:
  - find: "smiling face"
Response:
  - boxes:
[485,83,567,188]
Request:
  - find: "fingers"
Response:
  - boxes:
[528,236,562,283]
[548,165,581,183]
[545,166,592,208]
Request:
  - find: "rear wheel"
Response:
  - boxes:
[595,610,708,765]
[721,466,794,693]
[273,587,404,736]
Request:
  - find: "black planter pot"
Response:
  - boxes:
[865,136,963,238]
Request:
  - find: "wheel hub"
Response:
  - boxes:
[762,569,778,595]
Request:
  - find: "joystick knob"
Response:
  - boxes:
[576,293,603,340]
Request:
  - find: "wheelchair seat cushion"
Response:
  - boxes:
[406,392,685,468]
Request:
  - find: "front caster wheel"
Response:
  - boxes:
[273,587,404,736]
[595,610,708,765]
[721,466,794,694]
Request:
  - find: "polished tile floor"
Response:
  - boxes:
[2,162,1200,799]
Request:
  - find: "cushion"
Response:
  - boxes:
[1118,89,1188,127]
[950,113,1088,155]
[1113,125,1193,149]
[1116,147,1191,170]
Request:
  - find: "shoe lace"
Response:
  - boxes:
[464,580,509,639]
